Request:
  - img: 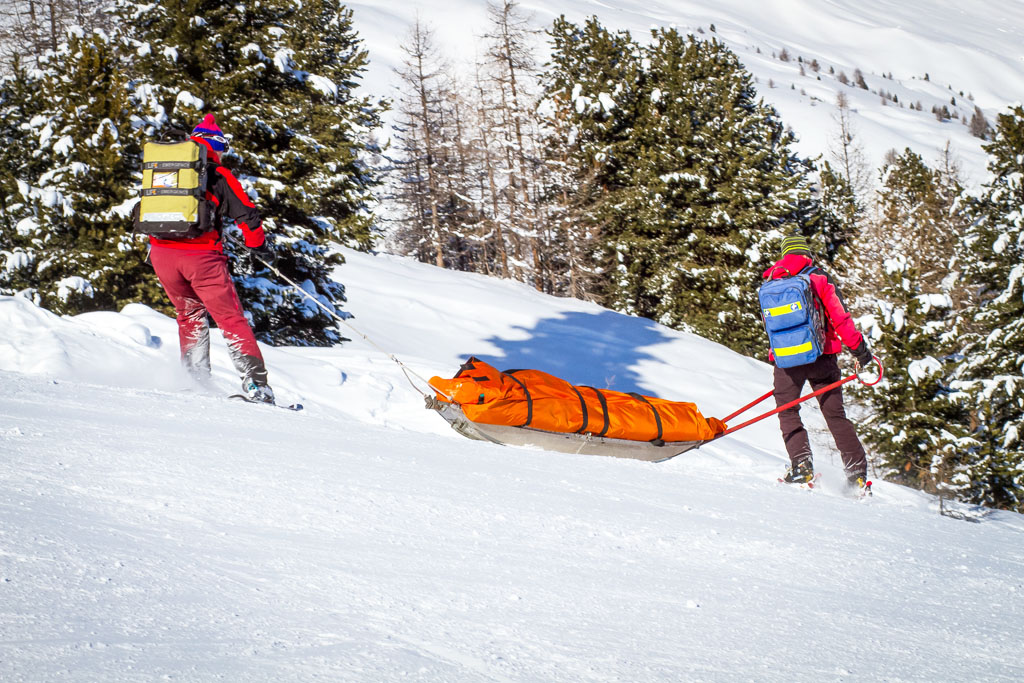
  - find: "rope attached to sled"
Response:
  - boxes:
[245,246,456,403]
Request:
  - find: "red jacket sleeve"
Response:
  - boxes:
[812,271,864,351]
[212,166,265,248]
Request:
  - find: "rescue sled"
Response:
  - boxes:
[426,357,883,463]
[427,358,726,462]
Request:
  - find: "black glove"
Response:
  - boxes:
[249,242,276,269]
[852,340,873,368]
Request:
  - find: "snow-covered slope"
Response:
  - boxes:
[350,0,1024,187]
[2,248,1022,681]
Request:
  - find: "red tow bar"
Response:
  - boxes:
[717,356,883,438]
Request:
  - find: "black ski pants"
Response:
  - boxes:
[773,353,867,477]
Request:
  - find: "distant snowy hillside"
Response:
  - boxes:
[2,248,1023,681]
[350,0,1024,186]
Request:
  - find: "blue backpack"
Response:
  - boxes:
[758,265,826,368]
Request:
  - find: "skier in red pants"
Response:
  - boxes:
[149,114,277,403]
[764,235,874,492]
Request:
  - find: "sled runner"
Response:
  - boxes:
[427,358,725,462]
[428,398,707,462]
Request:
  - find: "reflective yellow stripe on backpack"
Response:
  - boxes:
[763,301,803,318]
[774,341,814,357]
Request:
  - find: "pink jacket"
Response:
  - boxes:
[762,253,864,357]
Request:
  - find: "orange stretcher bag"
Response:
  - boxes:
[430,357,725,443]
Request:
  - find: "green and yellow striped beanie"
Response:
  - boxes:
[780,235,812,257]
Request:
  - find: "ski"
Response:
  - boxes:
[778,472,822,489]
[227,394,304,411]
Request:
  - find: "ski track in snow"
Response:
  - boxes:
[5,4,1024,677]
[2,247,1024,681]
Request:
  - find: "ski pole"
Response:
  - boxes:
[238,238,457,402]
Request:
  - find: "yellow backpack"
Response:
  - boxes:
[133,140,213,238]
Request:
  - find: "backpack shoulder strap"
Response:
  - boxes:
[765,265,795,280]
[202,161,226,221]
[799,265,832,323]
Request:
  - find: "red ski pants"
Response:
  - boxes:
[150,247,266,383]
[773,354,867,477]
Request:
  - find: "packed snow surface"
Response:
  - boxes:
[2,247,1022,681]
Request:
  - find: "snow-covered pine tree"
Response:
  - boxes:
[539,22,816,355]
[0,57,49,280]
[816,160,859,264]
[611,29,816,357]
[1,30,161,314]
[969,105,991,140]
[119,0,384,345]
[852,149,969,495]
[538,15,644,302]
[948,105,1024,511]
[285,0,383,246]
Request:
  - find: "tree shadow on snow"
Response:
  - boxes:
[471,310,672,395]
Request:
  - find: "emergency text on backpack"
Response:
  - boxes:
[133,140,212,239]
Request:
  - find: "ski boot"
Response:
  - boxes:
[846,473,872,497]
[780,459,815,485]
[242,378,276,405]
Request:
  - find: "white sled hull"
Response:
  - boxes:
[431,402,704,462]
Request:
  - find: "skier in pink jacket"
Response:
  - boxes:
[765,234,873,492]
[148,114,277,404]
